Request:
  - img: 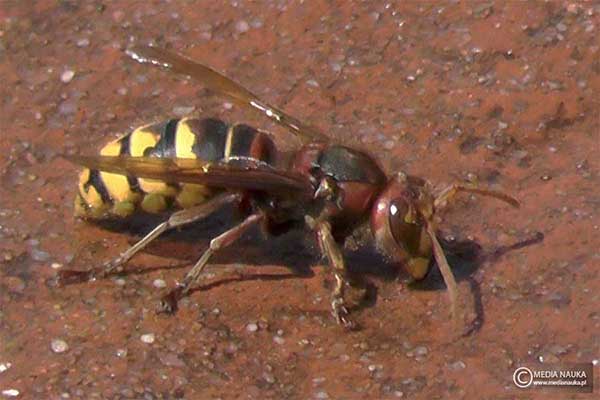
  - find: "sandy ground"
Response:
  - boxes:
[0,1,598,399]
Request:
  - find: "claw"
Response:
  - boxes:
[331,298,356,330]
[56,256,128,287]
[98,258,125,278]
[338,315,356,331]
[157,287,183,315]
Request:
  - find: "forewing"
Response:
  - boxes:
[65,154,312,195]
[126,45,329,144]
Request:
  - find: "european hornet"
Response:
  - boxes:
[59,46,520,329]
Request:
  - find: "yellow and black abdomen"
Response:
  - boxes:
[75,117,275,219]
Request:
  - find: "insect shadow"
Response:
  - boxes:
[409,231,544,335]
[89,205,317,278]
[88,206,543,331]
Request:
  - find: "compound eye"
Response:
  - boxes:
[388,198,421,252]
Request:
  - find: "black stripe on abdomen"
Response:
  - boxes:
[228,124,257,159]
[119,133,143,193]
[144,118,180,158]
[190,118,229,161]
[84,169,112,203]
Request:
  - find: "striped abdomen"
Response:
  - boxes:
[75,117,275,219]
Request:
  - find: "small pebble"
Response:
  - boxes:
[315,391,329,399]
[246,323,259,333]
[115,278,126,286]
[273,336,285,345]
[116,348,128,357]
[76,38,90,47]
[61,70,75,83]
[367,364,380,372]
[413,346,428,357]
[538,352,559,363]
[1,389,19,397]
[250,18,263,28]
[140,333,155,344]
[152,279,166,288]
[172,106,195,117]
[51,262,63,269]
[51,339,69,353]
[448,360,466,370]
[0,362,12,373]
[31,249,50,262]
[548,344,568,355]
[158,352,186,368]
[262,372,275,384]
[235,20,250,33]
[225,343,239,354]
[58,101,77,115]
[312,377,326,385]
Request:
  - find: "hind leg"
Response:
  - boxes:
[58,192,241,284]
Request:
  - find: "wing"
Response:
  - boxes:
[66,154,313,196]
[126,46,329,143]
[126,45,329,144]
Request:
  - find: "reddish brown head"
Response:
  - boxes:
[370,171,520,324]
[370,172,435,280]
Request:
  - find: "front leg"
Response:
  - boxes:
[308,217,355,329]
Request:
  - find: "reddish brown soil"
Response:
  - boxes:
[1,1,598,399]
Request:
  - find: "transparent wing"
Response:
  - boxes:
[126,45,329,144]
[66,154,313,195]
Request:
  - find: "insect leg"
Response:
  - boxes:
[158,211,264,313]
[58,192,241,285]
[434,184,520,210]
[313,220,355,329]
